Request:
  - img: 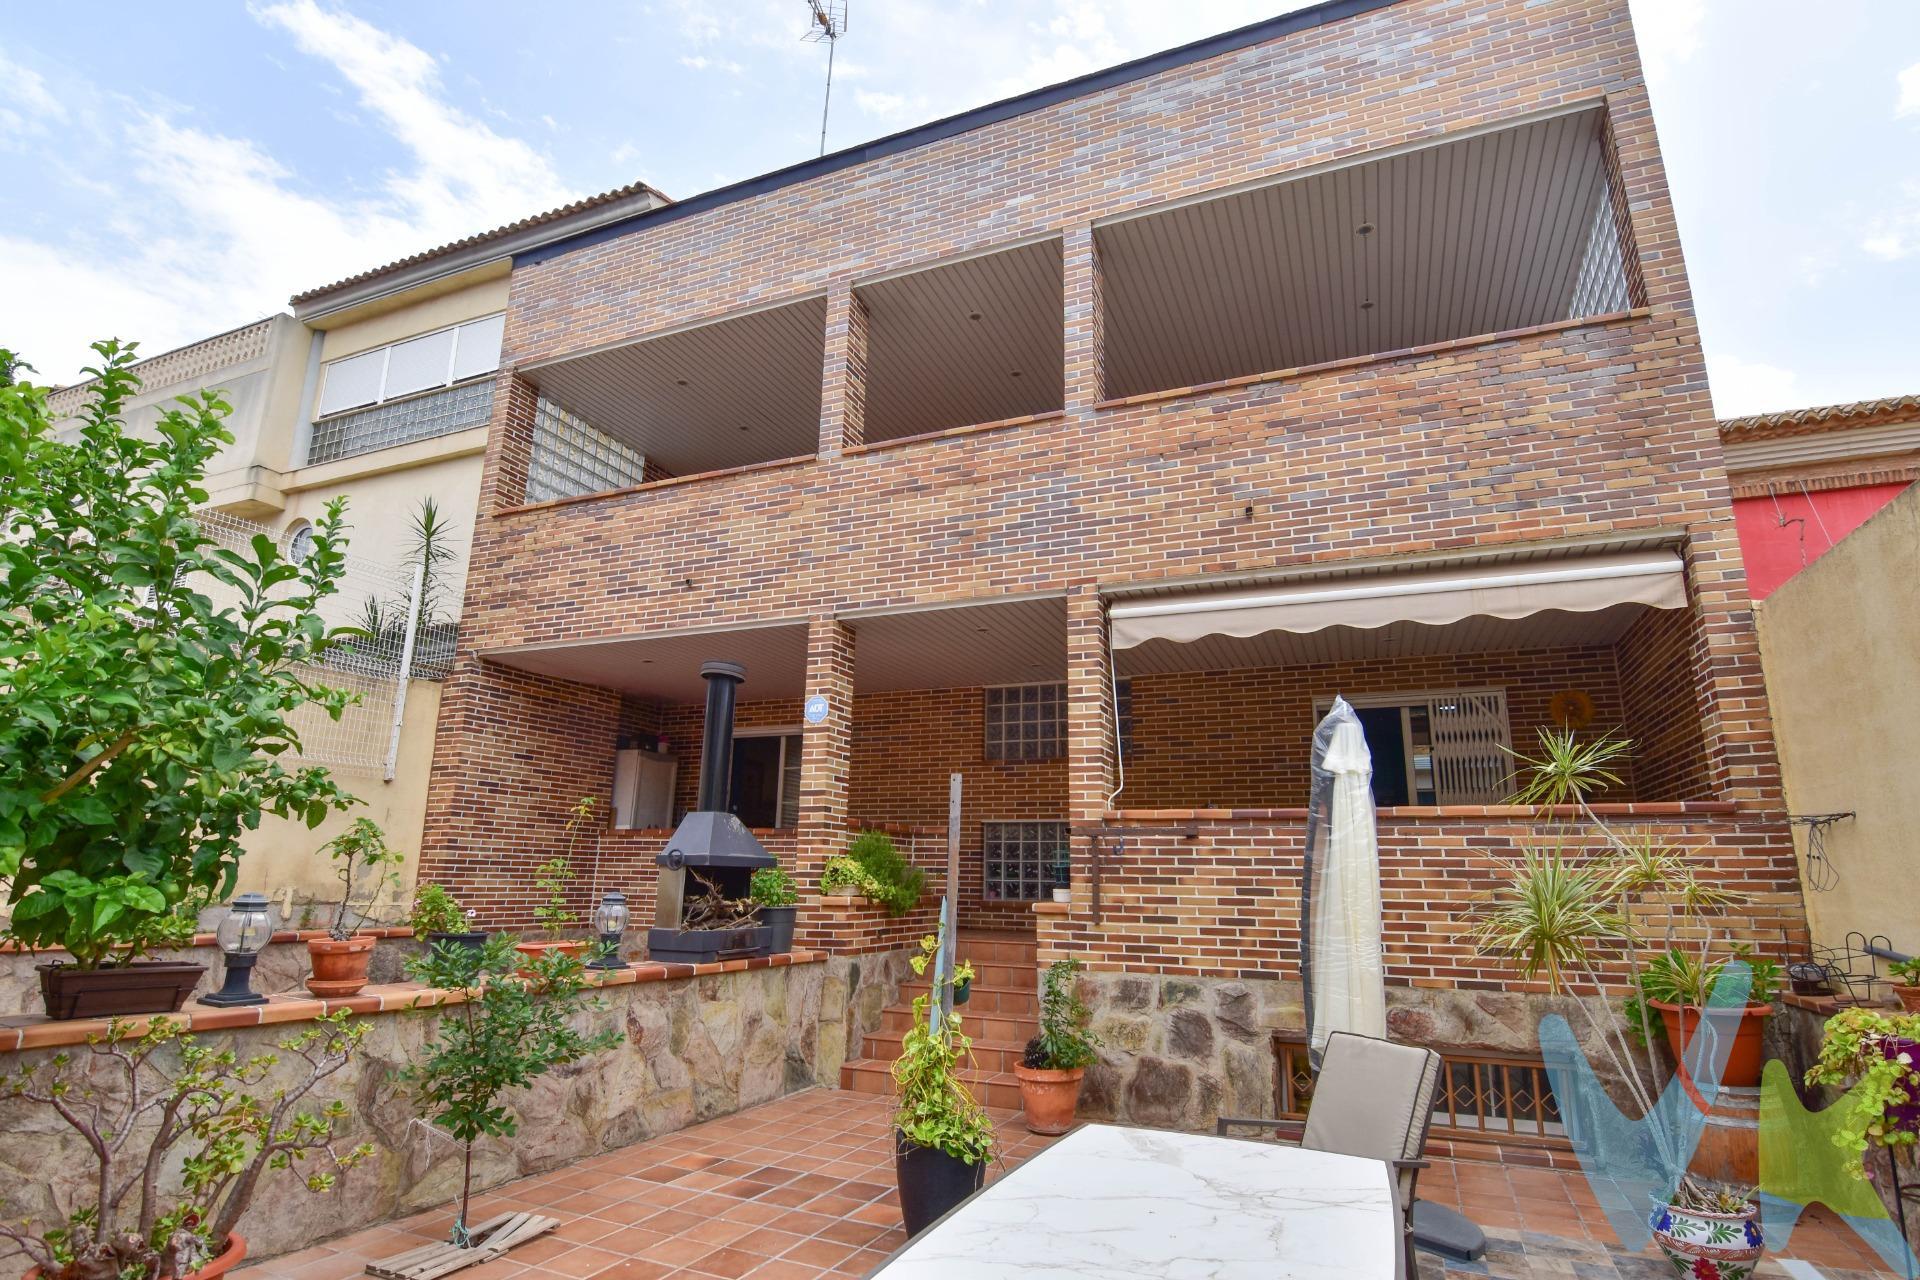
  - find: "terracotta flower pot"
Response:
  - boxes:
[1893,983,1920,1013]
[514,939,586,973]
[1651,1000,1772,1089]
[1014,1063,1086,1135]
[1648,1196,1763,1280]
[25,1232,247,1280]
[304,935,377,998]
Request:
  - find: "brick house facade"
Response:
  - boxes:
[419,0,1806,1112]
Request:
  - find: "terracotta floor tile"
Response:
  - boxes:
[636,1236,717,1268]
[588,1261,676,1280]
[716,1200,785,1227]
[681,1218,753,1248]
[777,1237,856,1269]
[730,1228,807,1259]
[682,1246,760,1279]
[739,1259,819,1280]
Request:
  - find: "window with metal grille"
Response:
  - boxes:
[306,380,494,466]
[526,397,650,503]
[982,821,1070,901]
[983,683,1064,762]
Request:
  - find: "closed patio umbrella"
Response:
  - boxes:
[1301,696,1386,1065]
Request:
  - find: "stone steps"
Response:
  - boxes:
[859,1028,1031,1075]
[880,1005,1033,1043]
[841,1056,1025,1111]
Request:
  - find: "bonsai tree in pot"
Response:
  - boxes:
[749,866,799,954]
[411,883,486,956]
[305,819,404,998]
[1887,958,1920,1013]
[0,343,357,1019]
[403,936,621,1251]
[1470,730,1774,1275]
[0,1012,370,1280]
[1015,957,1099,1134]
[893,932,994,1236]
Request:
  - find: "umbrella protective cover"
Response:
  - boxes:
[1302,696,1387,1061]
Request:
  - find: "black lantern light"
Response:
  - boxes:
[587,890,630,970]
[201,892,275,1006]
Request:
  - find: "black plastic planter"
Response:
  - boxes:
[424,930,489,956]
[952,975,972,1005]
[894,1128,985,1236]
[760,905,797,954]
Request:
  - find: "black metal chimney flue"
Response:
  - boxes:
[696,660,745,812]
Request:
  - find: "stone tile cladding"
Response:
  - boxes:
[425,0,1799,959]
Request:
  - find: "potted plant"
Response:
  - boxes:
[305,819,404,998]
[820,830,926,917]
[1806,1006,1920,1165]
[1049,846,1072,904]
[749,866,799,953]
[1469,730,1772,1269]
[1015,957,1100,1134]
[411,883,486,956]
[403,936,621,1250]
[1624,946,1782,1089]
[513,857,586,967]
[1888,958,1920,1013]
[0,1012,370,1280]
[893,932,995,1235]
[0,345,357,1018]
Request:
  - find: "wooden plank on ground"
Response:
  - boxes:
[366,1213,557,1280]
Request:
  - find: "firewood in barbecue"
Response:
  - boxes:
[680,870,763,931]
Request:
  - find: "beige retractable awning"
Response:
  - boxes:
[1109,551,1687,650]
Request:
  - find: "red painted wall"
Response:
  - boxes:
[1732,482,1912,599]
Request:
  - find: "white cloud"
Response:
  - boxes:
[1708,355,1801,418]
[1627,0,1705,81]
[2,4,578,383]
[853,89,907,119]
[0,47,68,142]
[679,54,744,74]
[1860,179,1920,261]
[1899,61,1920,118]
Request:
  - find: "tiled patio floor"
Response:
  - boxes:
[235,1088,1907,1280]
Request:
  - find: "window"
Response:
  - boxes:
[984,683,1064,762]
[1115,677,1134,757]
[305,380,495,466]
[728,732,802,829]
[982,821,1070,901]
[284,521,315,564]
[526,396,650,502]
[1316,689,1513,806]
[315,313,504,417]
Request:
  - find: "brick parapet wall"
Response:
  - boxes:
[1036,810,1806,983]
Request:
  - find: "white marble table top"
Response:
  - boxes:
[872,1123,1399,1279]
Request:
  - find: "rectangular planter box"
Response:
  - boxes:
[647,925,771,965]
[37,960,206,1020]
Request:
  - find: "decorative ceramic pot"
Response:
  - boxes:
[894,1129,985,1236]
[1652,1000,1772,1089]
[1649,1196,1763,1280]
[35,961,206,1020]
[1014,1063,1086,1135]
[304,935,376,998]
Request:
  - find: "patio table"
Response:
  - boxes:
[870,1123,1400,1278]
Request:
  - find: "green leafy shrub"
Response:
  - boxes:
[0,342,358,969]
[410,883,473,937]
[404,936,622,1243]
[321,818,406,940]
[1890,957,1920,987]
[1024,957,1099,1071]
[0,1012,370,1279]
[749,865,798,907]
[1805,1007,1920,1170]
[1621,946,1782,1047]
[820,831,924,916]
[893,933,993,1164]
[531,857,576,937]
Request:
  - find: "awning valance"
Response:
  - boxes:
[1109,551,1687,650]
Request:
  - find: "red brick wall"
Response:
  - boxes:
[1036,810,1806,984]
[1116,646,1634,809]
[1615,604,1712,801]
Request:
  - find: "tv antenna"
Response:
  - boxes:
[803,1,848,156]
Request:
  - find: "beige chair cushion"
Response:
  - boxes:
[1300,1032,1443,1186]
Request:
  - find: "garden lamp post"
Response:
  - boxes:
[201,892,275,1006]
[587,891,630,970]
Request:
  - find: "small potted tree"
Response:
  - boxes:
[305,818,405,998]
[0,1013,370,1280]
[513,857,586,967]
[749,865,799,953]
[411,883,486,956]
[1015,957,1100,1134]
[1888,958,1920,1013]
[893,933,995,1235]
[402,936,621,1253]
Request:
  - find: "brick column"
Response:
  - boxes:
[795,616,855,891]
[1064,584,1115,919]
[1062,225,1106,411]
[479,371,540,511]
[818,282,870,458]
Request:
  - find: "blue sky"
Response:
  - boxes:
[2,1,1915,413]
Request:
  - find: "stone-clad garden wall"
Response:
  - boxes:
[0,950,910,1263]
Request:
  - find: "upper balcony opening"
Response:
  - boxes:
[1094,106,1639,402]
[520,294,828,501]
[854,239,1065,444]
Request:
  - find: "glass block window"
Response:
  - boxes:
[982,821,1071,901]
[1115,677,1134,757]
[526,397,650,503]
[307,380,494,465]
[983,683,1064,762]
